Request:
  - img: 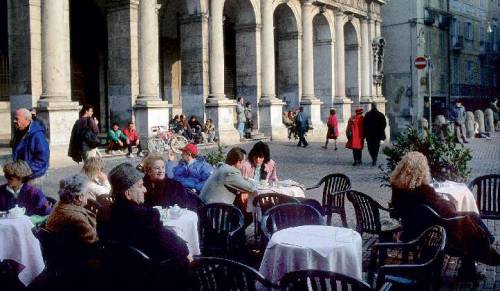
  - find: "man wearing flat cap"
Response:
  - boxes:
[97,163,190,280]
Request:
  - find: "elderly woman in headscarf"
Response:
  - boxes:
[0,160,51,216]
[390,151,500,279]
[46,174,98,245]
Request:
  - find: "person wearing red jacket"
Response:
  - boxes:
[346,108,364,166]
[123,122,143,158]
[322,108,339,150]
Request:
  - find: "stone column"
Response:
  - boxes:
[360,17,371,99]
[375,20,382,97]
[38,0,79,150]
[368,17,377,98]
[205,0,239,144]
[180,13,209,120]
[107,0,139,127]
[259,0,287,140]
[134,0,171,143]
[299,0,324,139]
[333,9,352,123]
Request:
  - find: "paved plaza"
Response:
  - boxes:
[0,135,499,290]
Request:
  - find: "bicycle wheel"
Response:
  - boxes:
[147,137,166,154]
[169,135,189,153]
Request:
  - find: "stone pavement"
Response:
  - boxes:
[0,134,498,289]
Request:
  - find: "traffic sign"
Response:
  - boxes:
[414,56,427,70]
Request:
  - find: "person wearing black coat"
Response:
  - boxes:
[362,102,387,166]
[98,163,191,289]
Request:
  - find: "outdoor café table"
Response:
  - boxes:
[0,215,45,286]
[161,209,201,256]
[433,180,479,214]
[246,180,306,213]
[259,225,362,287]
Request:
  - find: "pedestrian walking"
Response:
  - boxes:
[449,99,468,144]
[12,108,50,191]
[244,102,253,139]
[295,107,309,148]
[322,108,339,150]
[236,96,246,138]
[363,102,387,166]
[69,104,100,162]
[346,108,364,166]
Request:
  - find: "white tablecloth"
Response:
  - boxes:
[247,184,306,213]
[259,225,362,286]
[433,181,479,213]
[0,216,45,286]
[162,209,201,256]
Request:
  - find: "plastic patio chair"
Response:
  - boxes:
[468,174,500,220]
[279,270,373,291]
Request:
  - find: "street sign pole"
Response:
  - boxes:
[428,56,432,130]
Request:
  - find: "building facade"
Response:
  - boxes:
[382,0,500,136]
[1,0,387,153]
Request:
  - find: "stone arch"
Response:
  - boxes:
[69,0,108,128]
[313,13,334,121]
[158,0,208,119]
[274,2,301,109]
[344,20,360,102]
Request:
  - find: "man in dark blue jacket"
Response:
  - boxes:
[12,108,50,191]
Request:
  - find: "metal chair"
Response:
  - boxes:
[96,194,114,208]
[279,270,373,291]
[198,203,245,257]
[468,174,500,219]
[260,203,325,240]
[346,190,401,243]
[191,257,278,290]
[84,199,101,216]
[306,173,351,226]
[368,225,447,290]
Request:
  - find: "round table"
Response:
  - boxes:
[433,181,479,213]
[259,225,362,286]
[0,215,45,286]
[162,209,201,256]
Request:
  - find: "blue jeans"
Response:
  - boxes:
[237,122,245,137]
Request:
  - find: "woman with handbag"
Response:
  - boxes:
[322,109,339,150]
[346,108,364,166]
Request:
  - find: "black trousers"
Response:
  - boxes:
[297,129,308,146]
[352,149,362,162]
[367,139,381,163]
[127,140,142,155]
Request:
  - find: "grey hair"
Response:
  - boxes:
[16,108,32,121]
[58,174,89,203]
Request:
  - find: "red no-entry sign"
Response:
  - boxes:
[414,56,428,70]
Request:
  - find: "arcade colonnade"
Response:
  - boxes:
[5,0,387,150]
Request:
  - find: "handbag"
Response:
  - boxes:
[346,119,353,140]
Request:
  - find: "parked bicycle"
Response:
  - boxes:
[147,126,189,154]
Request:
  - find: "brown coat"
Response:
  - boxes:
[392,184,500,265]
[46,201,98,244]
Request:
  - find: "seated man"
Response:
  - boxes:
[123,121,144,158]
[99,163,190,270]
[106,122,128,154]
[167,144,214,194]
[200,147,256,205]
[0,160,51,216]
[143,155,200,211]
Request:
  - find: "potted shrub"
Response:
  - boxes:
[379,127,472,186]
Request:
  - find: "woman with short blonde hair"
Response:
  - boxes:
[81,157,111,200]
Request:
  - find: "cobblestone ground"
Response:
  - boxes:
[0,133,498,289]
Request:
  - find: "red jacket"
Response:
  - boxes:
[346,114,364,150]
[123,128,139,142]
[326,115,339,139]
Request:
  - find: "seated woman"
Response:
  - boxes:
[143,155,200,211]
[46,174,98,244]
[45,174,98,283]
[0,160,51,216]
[81,157,111,200]
[240,141,278,183]
[390,151,500,278]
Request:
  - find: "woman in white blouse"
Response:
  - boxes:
[81,157,111,200]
